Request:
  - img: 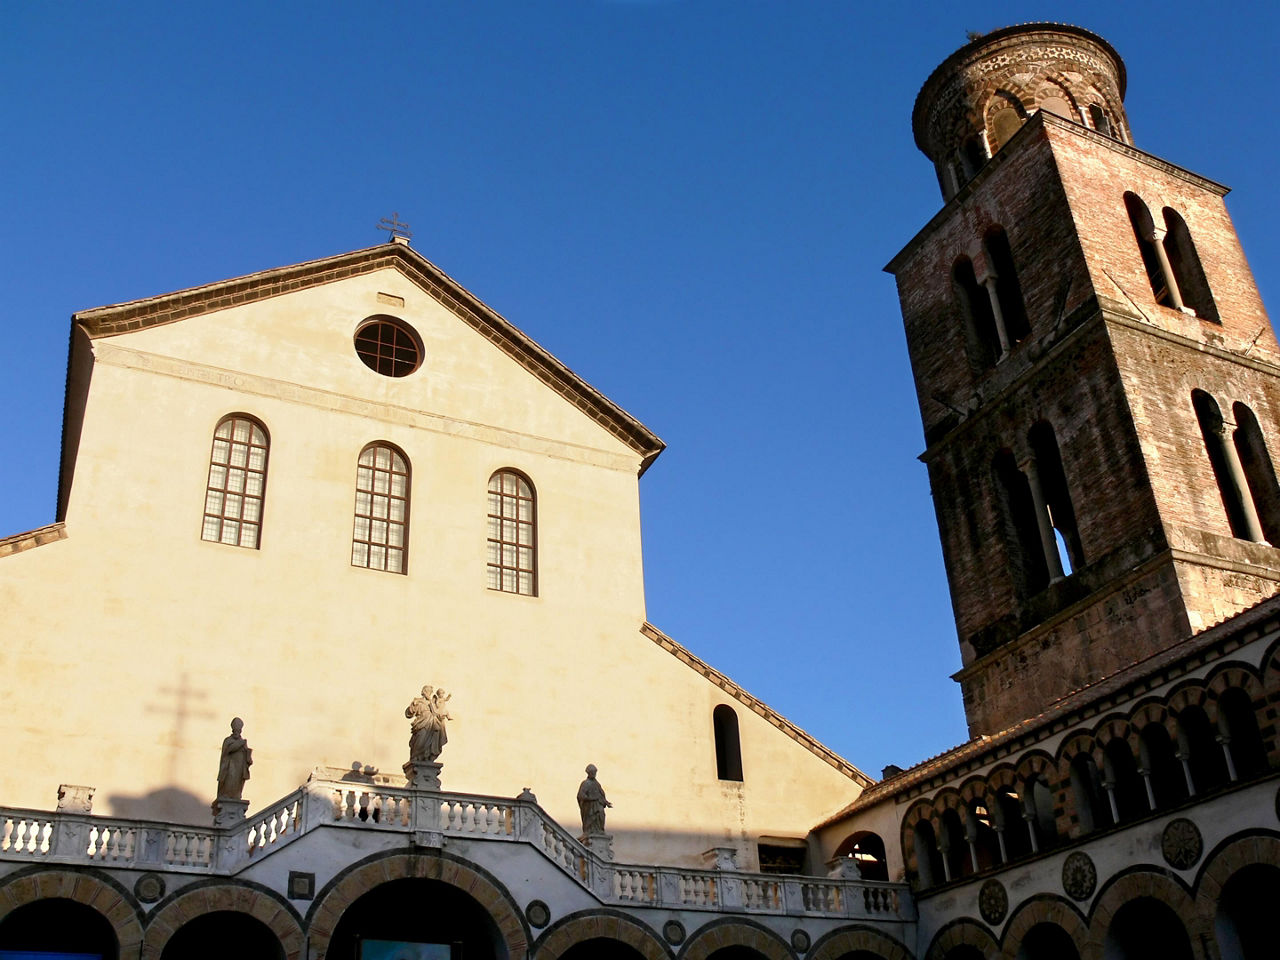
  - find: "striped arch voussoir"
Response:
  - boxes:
[808,925,912,960]
[1129,699,1173,738]
[678,919,793,960]
[1206,666,1264,701]
[1088,870,1199,953]
[307,852,527,960]
[1168,683,1217,724]
[985,765,1019,795]
[925,918,998,960]
[1000,895,1088,960]
[534,910,670,960]
[1013,752,1053,783]
[0,869,143,958]
[957,776,990,807]
[1194,834,1280,925]
[141,882,304,960]
[1092,716,1133,751]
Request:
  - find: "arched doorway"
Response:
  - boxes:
[328,878,507,960]
[0,898,118,959]
[1016,922,1078,960]
[1103,897,1192,960]
[161,911,284,960]
[941,948,985,960]
[557,938,647,960]
[1215,862,1280,959]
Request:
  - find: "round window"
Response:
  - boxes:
[354,316,423,378]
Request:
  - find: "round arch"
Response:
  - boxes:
[999,895,1087,960]
[534,910,670,960]
[141,880,303,959]
[306,851,529,960]
[677,919,793,960]
[1087,868,1200,953]
[0,868,143,957]
[807,923,912,960]
[1193,832,1280,937]
[924,918,998,960]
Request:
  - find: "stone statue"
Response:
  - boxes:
[216,717,253,800]
[576,764,612,835]
[406,685,452,763]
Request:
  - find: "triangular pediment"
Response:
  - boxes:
[73,242,664,472]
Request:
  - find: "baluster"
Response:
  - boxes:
[331,790,344,819]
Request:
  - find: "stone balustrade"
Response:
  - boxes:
[0,774,912,923]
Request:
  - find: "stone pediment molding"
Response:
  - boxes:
[72,243,665,474]
[0,522,67,559]
[639,622,873,787]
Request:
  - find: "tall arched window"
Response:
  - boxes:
[1089,104,1114,137]
[994,450,1050,597]
[1162,208,1219,322]
[983,226,1030,343]
[487,470,536,595]
[712,704,743,781]
[1029,422,1083,574]
[202,414,269,549]
[1125,192,1173,307]
[1193,390,1263,541]
[352,443,410,574]
[953,256,1000,368]
[1232,402,1280,543]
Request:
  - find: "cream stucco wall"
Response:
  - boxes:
[2,262,862,867]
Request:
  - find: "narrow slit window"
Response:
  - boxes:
[352,443,410,574]
[1193,390,1259,541]
[201,414,269,549]
[487,470,536,596]
[1233,402,1280,542]
[1162,208,1219,322]
[1124,192,1173,307]
[984,226,1030,343]
[713,704,743,781]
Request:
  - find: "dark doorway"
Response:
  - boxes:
[328,878,506,960]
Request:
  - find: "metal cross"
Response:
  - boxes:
[377,212,413,241]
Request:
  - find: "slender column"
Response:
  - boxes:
[1211,419,1266,542]
[937,832,953,883]
[1219,734,1239,782]
[1102,777,1120,824]
[980,274,1012,358]
[1176,750,1196,796]
[1138,766,1157,810]
[1146,225,1186,311]
[994,826,1008,863]
[1021,457,1066,582]
[1021,797,1040,854]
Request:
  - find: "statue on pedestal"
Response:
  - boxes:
[216,717,252,800]
[576,764,612,835]
[406,686,452,763]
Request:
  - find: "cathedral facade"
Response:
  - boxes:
[1,23,1276,960]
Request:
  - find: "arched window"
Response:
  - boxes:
[487,470,536,595]
[960,136,987,179]
[994,450,1050,597]
[352,443,410,574]
[1219,687,1267,780]
[1139,724,1187,809]
[1232,402,1280,542]
[1029,422,1083,574]
[202,414,269,549]
[1103,739,1147,823]
[1163,208,1219,322]
[968,800,1001,871]
[940,808,970,879]
[1125,192,1174,307]
[1027,775,1058,848]
[833,831,888,881]
[712,704,743,781]
[953,256,1001,368]
[1176,704,1228,795]
[994,787,1032,859]
[912,820,942,888]
[1089,104,1114,137]
[1069,753,1112,833]
[983,226,1030,343]
[1193,390,1264,541]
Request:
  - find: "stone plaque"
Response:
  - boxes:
[288,871,315,900]
[525,899,550,929]
[1062,851,1097,901]
[662,920,686,945]
[1161,818,1203,870]
[978,878,1008,924]
[134,873,165,904]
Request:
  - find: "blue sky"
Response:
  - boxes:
[3,3,1277,778]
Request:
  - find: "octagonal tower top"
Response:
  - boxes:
[913,23,1130,200]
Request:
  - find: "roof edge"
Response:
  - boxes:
[73,243,665,472]
[0,522,68,559]
[640,621,875,788]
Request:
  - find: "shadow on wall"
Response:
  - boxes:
[107,786,209,824]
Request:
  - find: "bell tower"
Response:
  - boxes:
[889,25,1280,735]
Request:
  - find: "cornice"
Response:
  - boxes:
[72,243,666,475]
[0,522,67,558]
[639,622,874,788]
